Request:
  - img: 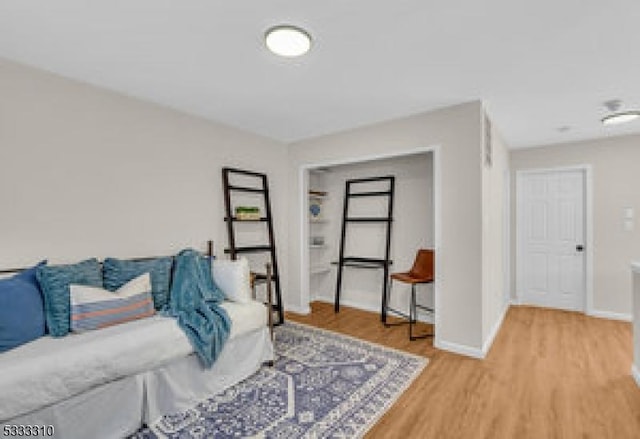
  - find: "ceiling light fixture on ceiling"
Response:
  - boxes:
[265,25,312,58]
[601,99,640,126]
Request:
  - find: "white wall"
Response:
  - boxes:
[288,102,486,353]
[511,134,640,319]
[310,153,434,316]
[0,60,289,289]
[633,266,640,386]
[481,113,510,347]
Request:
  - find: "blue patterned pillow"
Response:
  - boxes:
[103,257,173,310]
[0,261,47,352]
[36,259,103,337]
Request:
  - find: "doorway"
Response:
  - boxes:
[299,146,440,327]
[516,167,592,312]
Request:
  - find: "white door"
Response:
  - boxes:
[517,169,586,311]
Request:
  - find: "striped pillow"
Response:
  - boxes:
[70,273,155,332]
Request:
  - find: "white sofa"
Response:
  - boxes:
[0,299,273,439]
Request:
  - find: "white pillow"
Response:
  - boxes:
[212,257,252,303]
[69,273,154,332]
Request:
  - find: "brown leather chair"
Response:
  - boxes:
[383,249,434,340]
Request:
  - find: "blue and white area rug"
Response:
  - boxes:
[138,322,427,438]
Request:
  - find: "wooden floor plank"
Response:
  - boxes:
[286,302,640,439]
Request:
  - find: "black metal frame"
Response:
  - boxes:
[222,167,284,326]
[334,176,395,319]
[384,279,434,340]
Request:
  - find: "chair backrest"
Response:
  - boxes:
[409,249,434,280]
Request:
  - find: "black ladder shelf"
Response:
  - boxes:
[222,167,284,325]
[334,176,395,320]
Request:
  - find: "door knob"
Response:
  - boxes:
[576,245,584,252]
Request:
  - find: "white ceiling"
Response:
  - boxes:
[1,0,639,148]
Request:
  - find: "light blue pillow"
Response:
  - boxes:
[0,262,47,352]
[103,257,173,310]
[36,259,103,337]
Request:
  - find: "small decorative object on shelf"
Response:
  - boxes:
[309,191,324,221]
[235,206,261,220]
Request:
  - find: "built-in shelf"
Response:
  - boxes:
[310,265,331,275]
[309,185,329,295]
[224,217,268,222]
[309,190,327,223]
[309,190,327,197]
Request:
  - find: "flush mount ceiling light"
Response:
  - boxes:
[601,99,640,126]
[265,25,312,57]
[602,111,640,125]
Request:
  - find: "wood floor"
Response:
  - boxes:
[286,302,640,439]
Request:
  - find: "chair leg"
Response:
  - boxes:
[383,279,392,325]
[383,280,432,339]
[409,284,415,340]
[381,278,388,323]
[410,284,433,341]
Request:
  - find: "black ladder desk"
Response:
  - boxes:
[334,175,395,321]
[222,167,284,325]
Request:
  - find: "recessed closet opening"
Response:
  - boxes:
[300,148,438,324]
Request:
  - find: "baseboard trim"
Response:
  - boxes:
[315,297,487,359]
[587,309,632,322]
[511,302,632,322]
[435,339,484,359]
[285,304,311,315]
[482,304,510,357]
[433,305,509,360]
[632,364,640,388]
[313,297,434,324]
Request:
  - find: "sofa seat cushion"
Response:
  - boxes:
[220,299,267,339]
[0,299,267,421]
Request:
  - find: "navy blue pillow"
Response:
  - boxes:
[36,259,103,337]
[103,257,173,311]
[0,262,47,352]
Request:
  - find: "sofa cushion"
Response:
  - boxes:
[0,262,47,352]
[70,273,155,332]
[36,259,103,337]
[103,257,173,311]
[212,257,252,303]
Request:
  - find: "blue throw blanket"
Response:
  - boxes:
[167,249,231,368]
